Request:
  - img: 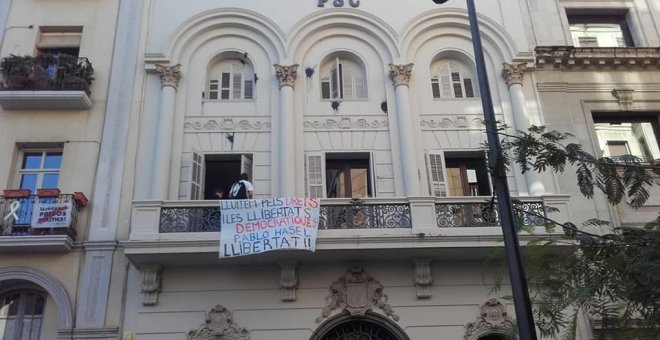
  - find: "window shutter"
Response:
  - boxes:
[240,154,253,183]
[232,67,242,99]
[321,78,331,99]
[209,80,219,100]
[354,67,366,98]
[189,151,203,200]
[244,79,254,99]
[426,151,447,197]
[439,65,451,99]
[343,64,354,99]
[305,153,325,198]
[220,72,230,99]
[431,77,440,98]
[464,78,474,98]
[450,69,463,98]
[330,68,339,99]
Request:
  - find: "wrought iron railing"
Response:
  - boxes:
[0,194,80,238]
[435,199,546,228]
[160,206,221,233]
[0,54,94,94]
[318,199,411,229]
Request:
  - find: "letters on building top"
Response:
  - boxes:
[317,0,360,8]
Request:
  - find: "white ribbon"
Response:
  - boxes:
[3,201,21,222]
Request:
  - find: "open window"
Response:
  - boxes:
[430,57,477,99]
[568,12,634,47]
[36,26,82,57]
[426,151,491,197]
[593,113,660,162]
[305,152,373,198]
[320,53,367,100]
[185,153,253,200]
[206,54,255,101]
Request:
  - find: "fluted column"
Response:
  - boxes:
[502,62,545,196]
[151,64,181,199]
[389,63,420,196]
[274,64,299,197]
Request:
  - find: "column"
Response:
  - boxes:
[151,64,181,199]
[274,64,299,197]
[389,63,420,196]
[502,62,545,196]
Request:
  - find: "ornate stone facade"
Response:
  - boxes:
[611,88,635,111]
[501,62,527,87]
[279,261,298,302]
[187,305,250,340]
[464,298,516,340]
[388,63,414,87]
[274,64,299,88]
[303,117,389,130]
[155,64,182,88]
[412,259,432,299]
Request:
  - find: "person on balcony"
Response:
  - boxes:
[228,173,254,199]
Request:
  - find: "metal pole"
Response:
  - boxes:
[464,0,538,338]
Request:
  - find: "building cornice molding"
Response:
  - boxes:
[303,117,389,131]
[420,116,485,130]
[536,82,660,93]
[184,118,271,132]
[535,46,660,70]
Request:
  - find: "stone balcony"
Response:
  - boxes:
[123,196,571,266]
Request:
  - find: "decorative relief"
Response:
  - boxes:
[304,117,389,130]
[611,88,634,111]
[388,63,414,87]
[535,46,660,69]
[279,262,298,302]
[184,118,271,132]
[317,267,399,322]
[420,116,484,130]
[141,265,161,306]
[413,259,432,299]
[464,298,516,340]
[274,64,299,88]
[155,64,182,88]
[188,305,250,340]
[501,62,527,87]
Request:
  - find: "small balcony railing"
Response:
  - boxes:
[0,194,82,239]
[0,54,94,94]
[158,199,412,233]
[435,198,546,228]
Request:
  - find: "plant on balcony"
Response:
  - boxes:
[0,53,94,94]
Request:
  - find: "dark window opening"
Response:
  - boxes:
[445,152,491,196]
[325,153,371,198]
[593,113,660,162]
[202,154,253,200]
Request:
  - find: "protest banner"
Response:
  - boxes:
[31,201,73,228]
[219,197,320,258]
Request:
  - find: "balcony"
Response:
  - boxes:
[124,196,570,266]
[0,191,87,252]
[0,54,94,110]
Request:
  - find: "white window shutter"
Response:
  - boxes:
[305,153,325,198]
[240,154,253,182]
[343,64,354,99]
[354,66,366,99]
[426,151,447,197]
[439,65,451,99]
[189,150,204,200]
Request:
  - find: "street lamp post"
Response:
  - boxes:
[431,0,538,339]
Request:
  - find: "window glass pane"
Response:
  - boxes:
[464,79,474,97]
[22,153,42,170]
[220,90,230,100]
[431,79,440,98]
[42,174,59,189]
[220,73,230,88]
[209,92,218,100]
[20,174,38,192]
[44,152,62,169]
[244,80,253,99]
[321,80,331,99]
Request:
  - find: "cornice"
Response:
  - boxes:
[303,116,389,131]
[184,117,271,132]
[535,46,660,70]
[536,82,660,93]
[420,116,485,130]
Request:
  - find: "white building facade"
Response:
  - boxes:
[1,0,658,339]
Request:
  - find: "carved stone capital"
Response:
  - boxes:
[501,62,526,87]
[317,266,399,322]
[611,88,634,111]
[140,265,161,306]
[274,64,299,88]
[279,261,298,302]
[413,259,432,299]
[464,298,515,339]
[155,64,182,89]
[389,63,414,87]
[187,305,250,340]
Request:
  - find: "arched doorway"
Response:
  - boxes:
[311,312,410,340]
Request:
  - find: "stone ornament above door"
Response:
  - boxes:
[187,305,250,340]
[317,266,399,322]
[464,298,516,340]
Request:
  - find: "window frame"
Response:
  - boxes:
[592,113,660,162]
[305,152,375,198]
[565,11,635,48]
[320,56,368,101]
[206,60,255,102]
[426,150,491,197]
[430,61,476,100]
[36,26,82,58]
[0,289,46,340]
[186,152,255,200]
[15,148,63,192]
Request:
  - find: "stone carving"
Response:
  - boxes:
[420,116,484,129]
[464,298,515,340]
[188,305,250,340]
[155,64,182,88]
[274,64,299,88]
[535,46,660,69]
[389,63,414,87]
[304,117,389,130]
[317,267,399,322]
[280,262,298,302]
[184,118,271,131]
[611,88,634,111]
[413,259,432,299]
[502,62,526,87]
[141,265,161,306]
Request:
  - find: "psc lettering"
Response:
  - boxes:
[317,0,360,8]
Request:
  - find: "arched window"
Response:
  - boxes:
[430,60,476,99]
[207,58,255,101]
[0,290,46,340]
[320,53,367,100]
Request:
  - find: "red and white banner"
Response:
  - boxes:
[31,202,73,228]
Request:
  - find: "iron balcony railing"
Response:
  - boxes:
[435,198,546,228]
[0,54,94,94]
[159,199,412,233]
[0,194,80,239]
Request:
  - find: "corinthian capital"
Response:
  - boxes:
[501,62,526,87]
[155,64,182,89]
[389,63,414,87]
[274,64,299,89]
